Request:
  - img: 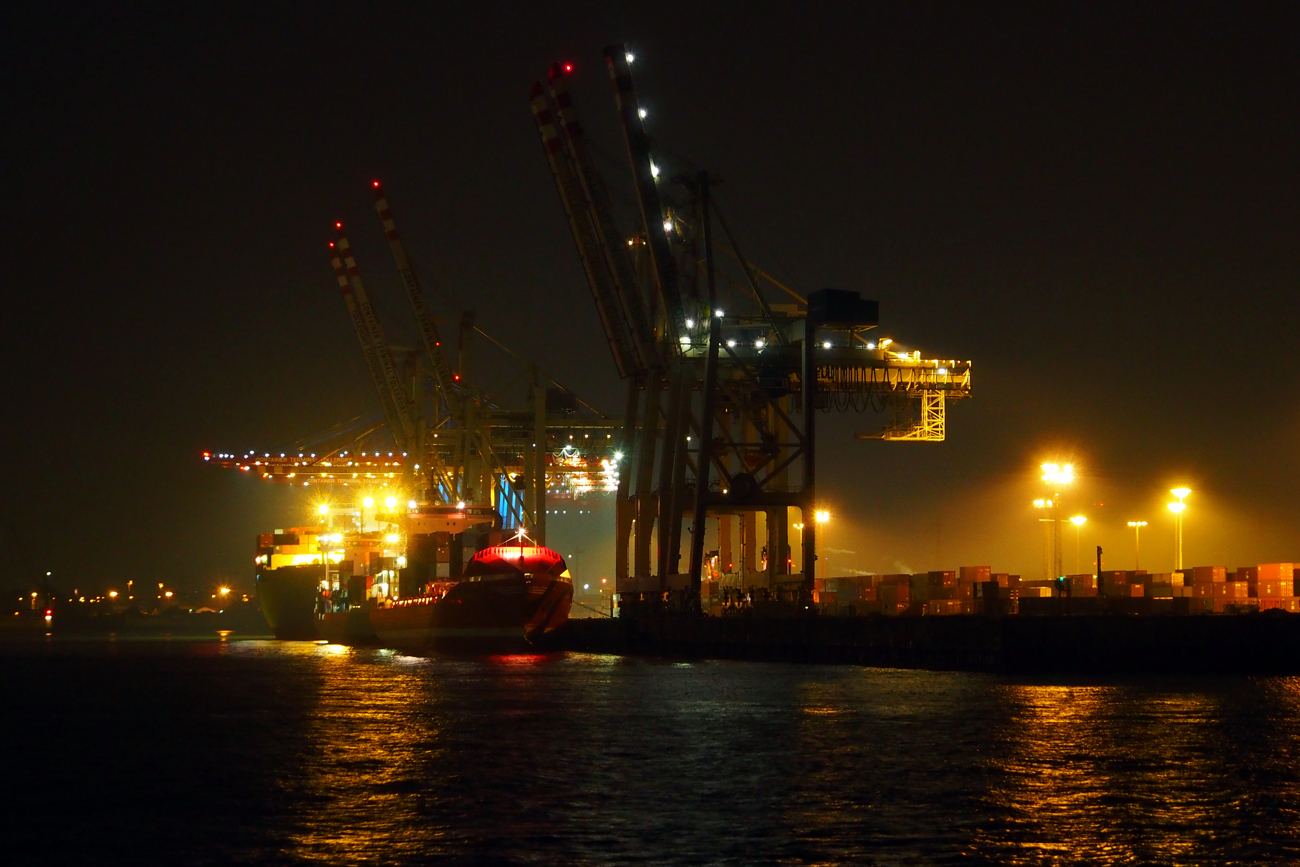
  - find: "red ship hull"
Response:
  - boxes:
[370,573,572,654]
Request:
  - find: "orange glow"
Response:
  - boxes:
[488,654,548,666]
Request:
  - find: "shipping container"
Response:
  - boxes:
[1258,579,1292,598]
[1212,581,1249,599]
[1259,563,1294,583]
[1192,565,1227,584]
[927,570,957,587]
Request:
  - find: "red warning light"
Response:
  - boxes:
[202,451,211,457]
[453,373,461,381]
[563,63,573,73]
[328,242,334,247]
[373,180,380,187]
[336,222,342,228]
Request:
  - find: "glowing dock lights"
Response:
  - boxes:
[1041,463,1074,486]
[1127,520,1149,569]
[1168,488,1191,570]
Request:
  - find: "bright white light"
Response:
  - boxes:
[651,162,660,179]
[407,499,418,510]
[715,309,724,318]
[397,555,408,568]
[685,318,694,329]
[1041,463,1075,486]
[1171,487,1191,500]
[662,218,672,233]
[613,451,623,462]
[584,584,590,590]
[822,341,832,349]
[937,367,948,375]
[866,342,876,350]
[755,339,765,349]
[385,496,397,509]
[680,335,691,346]
[362,496,374,508]
[726,339,736,348]
[385,534,399,543]
[456,500,466,510]
[626,52,635,64]
[638,108,647,119]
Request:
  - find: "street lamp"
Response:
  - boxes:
[1041,463,1075,581]
[1168,488,1190,570]
[1127,521,1148,570]
[1069,515,1087,574]
[792,523,804,576]
[1033,499,1055,581]
[814,510,830,581]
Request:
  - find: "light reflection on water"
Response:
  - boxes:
[8,640,1300,865]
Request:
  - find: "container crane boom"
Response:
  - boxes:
[604,44,688,351]
[530,81,642,378]
[545,65,657,370]
[335,224,417,447]
[371,182,465,419]
[330,247,408,448]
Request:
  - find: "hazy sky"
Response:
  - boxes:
[5,2,1298,593]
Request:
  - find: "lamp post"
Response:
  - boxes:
[1033,499,1054,581]
[1070,515,1087,574]
[792,523,804,577]
[1040,462,1075,582]
[814,510,830,581]
[1168,488,1190,570]
[1127,521,1148,570]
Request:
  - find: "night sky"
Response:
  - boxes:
[6,2,1298,596]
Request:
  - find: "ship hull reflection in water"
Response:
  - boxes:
[8,641,1300,865]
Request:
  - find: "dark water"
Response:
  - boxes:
[5,639,1300,865]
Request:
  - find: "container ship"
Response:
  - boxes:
[252,502,571,649]
[255,526,405,643]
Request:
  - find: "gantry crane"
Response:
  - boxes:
[529,46,972,610]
